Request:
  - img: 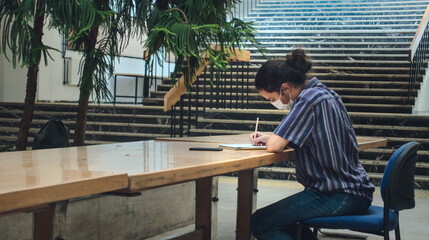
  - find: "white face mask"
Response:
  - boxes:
[271,91,295,110]
[271,99,287,110]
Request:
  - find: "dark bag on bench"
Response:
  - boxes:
[32,120,70,150]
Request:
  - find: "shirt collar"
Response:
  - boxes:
[304,77,321,90]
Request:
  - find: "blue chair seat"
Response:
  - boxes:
[296,141,420,240]
[301,206,398,232]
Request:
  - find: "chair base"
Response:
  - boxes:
[318,230,368,239]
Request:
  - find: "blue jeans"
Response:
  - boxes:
[250,189,371,240]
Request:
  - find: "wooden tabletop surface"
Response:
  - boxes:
[0,148,128,213]
[156,134,387,151]
[54,140,294,192]
[0,134,387,212]
[0,140,293,196]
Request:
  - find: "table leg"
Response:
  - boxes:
[236,169,258,240]
[172,177,218,240]
[34,200,69,240]
[195,176,214,240]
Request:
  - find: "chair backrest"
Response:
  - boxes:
[380,142,420,211]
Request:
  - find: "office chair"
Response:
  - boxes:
[296,141,420,240]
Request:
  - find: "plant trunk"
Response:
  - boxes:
[15,7,45,151]
[73,25,99,146]
[73,94,90,146]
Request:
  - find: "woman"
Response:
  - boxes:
[249,49,374,240]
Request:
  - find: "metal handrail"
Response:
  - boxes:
[170,60,252,137]
[163,46,250,112]
[409,5,429,61]
[408,4,429,101]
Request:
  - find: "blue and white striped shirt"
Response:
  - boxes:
[274,77,374,200]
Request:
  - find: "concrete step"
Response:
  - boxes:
[145,96,413,113]
[0,126,171,146]
[154,88,416,106]
[0,118,172,131]
[256,166,429,183]
[361,147,429,165]
[256,0,429,8]
[245,14,423,22]
[247,42,412,49]
[250,47,411,53]
[247,9,426,17]
[210,108,429,123]
[253,35,414,41]
[255,24,419,30]
[253,4,428,11]
[254,19,421,25]
[249,59,412,67]
[0,134,131,150]
[224,63,412,71]
[0,102,167,117]
[194,72,416,81]
[155,85,417,98]
[249,7,426,15]
[195,118,429,138]
[0,109,171,124]
[251,52,409,59]
[254,29,415,35]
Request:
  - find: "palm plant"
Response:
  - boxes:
[63,0,261,146]
[143,0,262,88]
[50,0,140,146]
[2,0,261,148]
[0,0,56,150]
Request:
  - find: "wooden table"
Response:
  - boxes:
[60,140,295,240]
[0,147,129,240]
[0,135,387,240]
[156,134,388,239]
[0,140,294,240]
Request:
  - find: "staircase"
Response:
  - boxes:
[1,0,429,186]
[0,102,172,151]
[151,0,429,186]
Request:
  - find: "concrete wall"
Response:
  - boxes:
[0,24,160,103]
[413,64,429,115]
[37,30,81,102]
[0,183,196,240]
[0,51,28,103]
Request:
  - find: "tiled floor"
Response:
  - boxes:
[217,176,429,240]
[147,176,429,240]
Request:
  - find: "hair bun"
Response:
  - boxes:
[286,49,312,74]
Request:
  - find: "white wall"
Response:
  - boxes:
[37,30,81,102]
[0,54,27,103]
[0,25,81,103]
[413,65,429,115]
[0,25,152,103]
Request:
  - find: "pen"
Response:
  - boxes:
[254,117,259,134]
[189,147,223,151]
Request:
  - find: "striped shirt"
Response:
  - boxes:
[274,77,374,201]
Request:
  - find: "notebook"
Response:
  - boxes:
[218,143,267,150]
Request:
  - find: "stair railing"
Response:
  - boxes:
[409,5,429,102]
[168,47,251,137]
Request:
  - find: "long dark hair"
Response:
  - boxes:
[255,49,312,92]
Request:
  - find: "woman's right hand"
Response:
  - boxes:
[249,132,270,146]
